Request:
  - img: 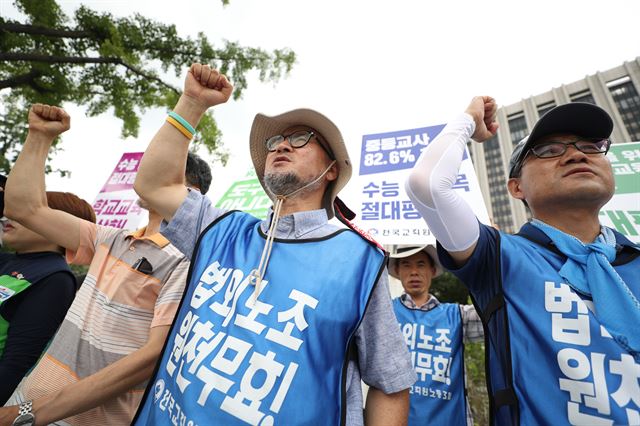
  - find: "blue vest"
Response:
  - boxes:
[134,211,386,426]
[484,230,640,426]
[393,298,467,426]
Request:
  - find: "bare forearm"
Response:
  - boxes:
[135,64,232,221]
[4,131,51,220]
[32,342,161,425]
[364,388,409,426]
[139,95,206,186]
[134,96,206,213]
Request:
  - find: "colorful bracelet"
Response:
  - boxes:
[166,116,194,139]
[168,111,196,135]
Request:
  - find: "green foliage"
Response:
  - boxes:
[69,263,88,279]
[430,271,469,304]
[465,339,489,425]
[0,0,296,175]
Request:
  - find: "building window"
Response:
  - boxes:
[608,77,640,141]
[537,101,556,118]
[483,135,514,233]
[570,90,596,104]
[507,113,528,146]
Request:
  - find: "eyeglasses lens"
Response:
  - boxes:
[265,131,313,152]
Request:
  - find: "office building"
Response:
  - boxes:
[469,57,640,233]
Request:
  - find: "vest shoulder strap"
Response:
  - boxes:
[469,231,520,426]
[515,229,640,266]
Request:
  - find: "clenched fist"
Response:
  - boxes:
[28,104,71,139]
[182,63,234,111]
[465,96,499,143]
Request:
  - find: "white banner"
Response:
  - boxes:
[351,124,489,245]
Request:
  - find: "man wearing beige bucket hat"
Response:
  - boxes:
[132,64,415,426]
[389,245,482,426]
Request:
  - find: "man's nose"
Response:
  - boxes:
[274,138,293,153]
[561,143,589,163]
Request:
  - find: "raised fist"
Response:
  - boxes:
[183,63,234,110]
[28,104,71,139]
[465,96,499,143]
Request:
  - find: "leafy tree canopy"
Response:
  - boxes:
[430,271,470,305]
[0,0,296,174]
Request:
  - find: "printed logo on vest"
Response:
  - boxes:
[0,285,16,302]
[155,382,199,426]
[154,379,165,404]
[10,271,25,280]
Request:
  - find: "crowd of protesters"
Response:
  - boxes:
[0,65,637,426]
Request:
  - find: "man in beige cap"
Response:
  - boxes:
[389,245,482,426]
[131,64,415,426]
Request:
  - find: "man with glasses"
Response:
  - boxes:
[131,64,415,426]
[405,98,639,425]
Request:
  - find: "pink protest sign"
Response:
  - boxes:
[93,152,145,230]
[100,152,144,193]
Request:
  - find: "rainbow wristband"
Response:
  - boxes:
[166,116,194,140]
[168,111,196,135]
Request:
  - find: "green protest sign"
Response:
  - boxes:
[608,142,640,194]
[601,142,640,241]
[215,170,271,219]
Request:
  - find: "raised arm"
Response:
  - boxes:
[4,104,83,252]
[133,64,233,222]
[405,96,498,267]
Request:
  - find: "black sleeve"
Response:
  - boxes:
[0,271,76,405]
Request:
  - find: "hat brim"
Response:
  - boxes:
[510,102,613,177]
[388,245,443,280]
[249,109,352,219]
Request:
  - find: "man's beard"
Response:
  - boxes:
[264,171,322,197]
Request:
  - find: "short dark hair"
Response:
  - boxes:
[185,152,212,195]
[507,169,530,209]
[47,191,96,223]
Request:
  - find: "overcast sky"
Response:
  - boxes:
[2,0,640,204]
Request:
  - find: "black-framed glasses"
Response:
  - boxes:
[265,130,334,159]
[528,138,611,159]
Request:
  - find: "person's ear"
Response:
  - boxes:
[325,162,338,182]
[507,177,525,201]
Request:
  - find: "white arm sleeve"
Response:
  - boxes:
[405,113,480,251]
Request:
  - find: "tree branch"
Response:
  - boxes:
[0,22,94,39]
[148,46,281,63]
[0,69,41,90]
[0,53,180,94]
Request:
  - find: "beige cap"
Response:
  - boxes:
[249,108,351,219]
[388,245,443,279]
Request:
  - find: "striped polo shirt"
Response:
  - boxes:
[13,221,189,425]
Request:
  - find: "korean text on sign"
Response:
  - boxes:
[359,125,449,175]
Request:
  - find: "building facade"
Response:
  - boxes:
[470,57,640,233]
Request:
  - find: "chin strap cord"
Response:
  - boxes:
[248,161,336,301]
